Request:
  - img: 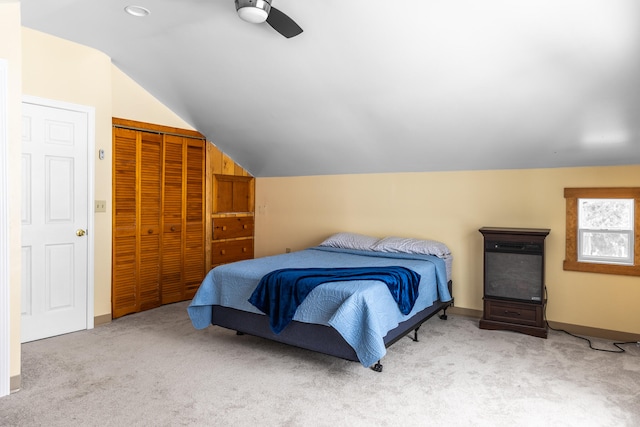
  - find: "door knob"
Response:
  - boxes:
[76,229,86,237]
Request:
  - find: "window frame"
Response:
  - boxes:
[564,187,640,276]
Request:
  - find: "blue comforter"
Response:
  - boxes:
[188,247,451,367]
[249,266,421,334]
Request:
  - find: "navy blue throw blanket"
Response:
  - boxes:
[248,266,421,334]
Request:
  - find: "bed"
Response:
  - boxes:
[188,233,454,371]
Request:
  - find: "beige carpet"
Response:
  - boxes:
[1,301,638,427]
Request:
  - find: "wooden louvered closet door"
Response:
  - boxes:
[161,135,184,304]
[139,132,163,310]
[161,135,206,304]
[112,127,139,317]
[184,139,206,299]
[112,120,205,318]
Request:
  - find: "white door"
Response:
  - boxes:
[21,99,92,343]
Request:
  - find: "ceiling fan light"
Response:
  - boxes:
[235,0,271,24]
[124,5,151,17]
[238,7,268,23]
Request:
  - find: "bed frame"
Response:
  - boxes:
[210,280,454,372]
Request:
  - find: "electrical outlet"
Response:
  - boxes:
[95,200,107,213]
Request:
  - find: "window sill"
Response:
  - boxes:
[563,260,640,276]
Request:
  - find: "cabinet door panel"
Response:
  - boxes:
[139,132,162,310]
[112,235,137,317]
[112,128,139,317]
[185,222,205,297]
[184,140,205,298]
[216,179,234,213]
[213,175,253,213]
[232,180,250,212]
[113,128,137,232]
[161,136,184,304]
[162,136,184,224]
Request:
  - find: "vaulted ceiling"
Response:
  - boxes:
[21,0,640,177]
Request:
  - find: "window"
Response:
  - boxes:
[578,198,634,265]
[564,188,640,276]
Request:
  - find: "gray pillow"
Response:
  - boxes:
[371,236,451,258]
[319,232,380,251]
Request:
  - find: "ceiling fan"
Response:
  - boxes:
[235,0,303,38]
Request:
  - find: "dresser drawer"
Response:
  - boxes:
[484,300,542,327]
[213,217,254,240]
[212,239,254,266]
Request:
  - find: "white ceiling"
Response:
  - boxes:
[21,0,640,177]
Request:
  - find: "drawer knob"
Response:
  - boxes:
[222,226,227,231]
[220,249,226,255]
[242,247,247,252]
[243,224,248,229]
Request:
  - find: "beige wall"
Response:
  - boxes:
[255,165,640,335]
[9,27,196,387]
[20,29,195,321]
[22,28,113,319]
[111,66,195,130]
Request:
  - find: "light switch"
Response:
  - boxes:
[95,200,107,213]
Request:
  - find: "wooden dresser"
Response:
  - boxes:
[210,174,255,267]
[211,216,254,267]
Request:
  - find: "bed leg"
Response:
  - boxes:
[371,361,383,373]
[409,325,421,342]
[236,331,245,336]
[439,307,448,320]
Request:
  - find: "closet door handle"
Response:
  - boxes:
[148,229,153,234]
[171,226,176,232]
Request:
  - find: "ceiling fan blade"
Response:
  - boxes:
[266,7,303,38]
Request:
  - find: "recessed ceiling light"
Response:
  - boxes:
[124,5,151,17]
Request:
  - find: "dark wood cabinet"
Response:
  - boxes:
[478,227,550,338]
